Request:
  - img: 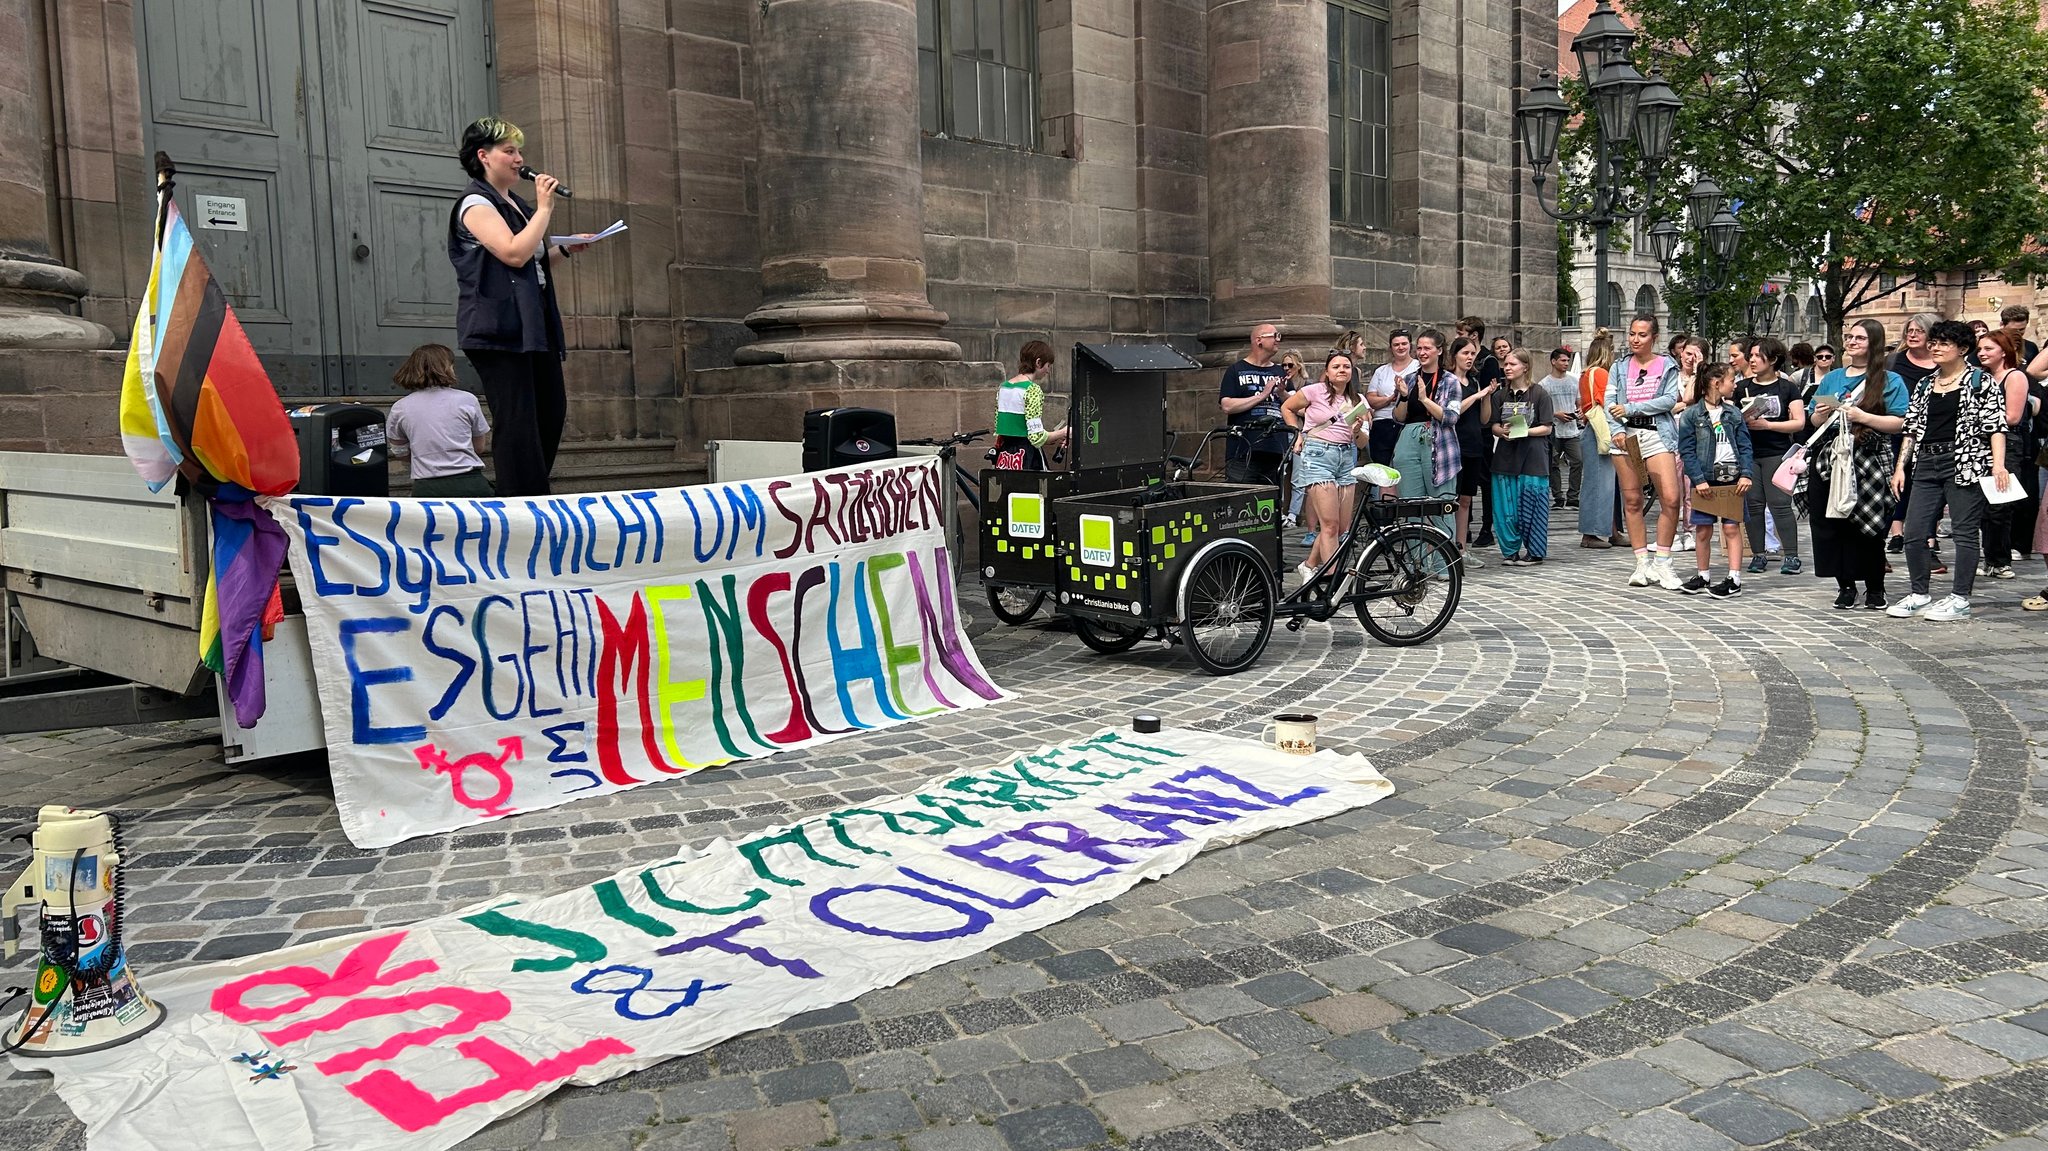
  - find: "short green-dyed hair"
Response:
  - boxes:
[459,117,525,179]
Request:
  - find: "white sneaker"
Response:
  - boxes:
[1628,555,1653,587]
[1676,535,1695,551]
[1885,593,1933,618]
[1922,595,1971,622]
[1294,563,1316,589]
[1654,557,1686,591]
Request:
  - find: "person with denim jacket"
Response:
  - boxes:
[1675,363,1756,597]
[1604,315,1686,589]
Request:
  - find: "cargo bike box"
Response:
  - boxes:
[1052,482,1282,625]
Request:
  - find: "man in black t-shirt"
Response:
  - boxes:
[1219,323,1291,484]
[1737,335,1807,574]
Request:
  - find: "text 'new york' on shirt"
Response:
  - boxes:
[1220,359,1291,457]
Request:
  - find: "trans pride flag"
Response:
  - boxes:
[120,178,298,725]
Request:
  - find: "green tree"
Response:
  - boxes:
[1617,0,2048,344]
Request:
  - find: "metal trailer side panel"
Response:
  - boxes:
[0,452,209,694]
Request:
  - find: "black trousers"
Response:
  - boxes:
[466,348,566,498]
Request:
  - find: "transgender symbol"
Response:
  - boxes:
[413,736,524,816]
[571,965,730,1021]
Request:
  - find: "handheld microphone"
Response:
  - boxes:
[516,165,571,198]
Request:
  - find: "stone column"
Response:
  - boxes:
[0,0,111,349]
[736,0,960,364]
[1198,0,1339,361]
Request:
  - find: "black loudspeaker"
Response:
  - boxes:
[802,407,897,471]
[288,403,390,496]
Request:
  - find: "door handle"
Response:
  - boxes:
[353,243,371,261]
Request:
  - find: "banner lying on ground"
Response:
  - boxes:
[26,730,1394,1151]
[264,458,1006,847]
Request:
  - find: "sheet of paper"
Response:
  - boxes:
[549,219,627,247]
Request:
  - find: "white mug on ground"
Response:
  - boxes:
[1260,713,1319,755]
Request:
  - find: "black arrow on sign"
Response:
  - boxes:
[206,217,236,226]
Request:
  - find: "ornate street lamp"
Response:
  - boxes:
[1651,179,1745,343]
[1516,49,1678,330]
[1686,177,1725,232]
[1633,72,1681,165]
[1747,290,1781,334]
[1573,0,1636,87]
[1517,75,1570,174]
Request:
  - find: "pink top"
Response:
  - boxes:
[1623,355,1674,404]
[1301,384,1365,445]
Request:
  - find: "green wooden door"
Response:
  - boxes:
[136,0,494,396]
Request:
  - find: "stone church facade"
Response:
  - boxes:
[2,0,1556,475]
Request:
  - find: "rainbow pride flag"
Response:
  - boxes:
[120,199,298,496]
[121,181,300,725]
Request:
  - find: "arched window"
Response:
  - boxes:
[1604,282,1624,326]
[1634,284,1659,323]
[1807,297,1825,333]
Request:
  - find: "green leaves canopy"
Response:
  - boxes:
[1613,0,2048,340]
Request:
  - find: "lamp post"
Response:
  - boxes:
[1648,176,1744,344]
[1515,0,1681,331]
[1747,289,1781,335]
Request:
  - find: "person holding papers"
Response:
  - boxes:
[1282,349,1372,585]
[1736,337,1806,575]
[448,116,594,497]
[1887,320,2013,622]
[1488,348,1555,566]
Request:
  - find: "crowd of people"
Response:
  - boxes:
[1220,305,2048,619]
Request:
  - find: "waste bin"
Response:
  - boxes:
[289,403,389,496]
[803,407,897,471]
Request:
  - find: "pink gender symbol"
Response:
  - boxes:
[412,737,524,816]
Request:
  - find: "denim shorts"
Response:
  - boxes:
[1295,439,1358,487]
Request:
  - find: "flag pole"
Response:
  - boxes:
[151,152,175,247]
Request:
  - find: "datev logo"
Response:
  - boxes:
[1007,493,1045,539]
[1080,514,1115,566]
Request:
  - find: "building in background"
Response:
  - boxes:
[2,0,1557,476]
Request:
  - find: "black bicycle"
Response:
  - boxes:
[900,429,1048,625]
[1090,420,1463,674]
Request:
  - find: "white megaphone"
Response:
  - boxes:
[0,806,165,1055]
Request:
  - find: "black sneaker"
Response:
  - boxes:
[1864,591,1888,611]
[1679,574,1711,595]
[1520,555,1544,567]
[1710,577,1742,598]
[1475,534,1497,548]
[1833,586,1858,609]
[1887,536,1904,554]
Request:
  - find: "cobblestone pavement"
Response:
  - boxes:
[2,528,2048,1151]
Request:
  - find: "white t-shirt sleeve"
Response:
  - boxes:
[466,392,489,436]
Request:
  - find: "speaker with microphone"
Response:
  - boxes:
[516,164,571,198]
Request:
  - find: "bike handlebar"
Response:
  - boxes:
[900,429,992,447]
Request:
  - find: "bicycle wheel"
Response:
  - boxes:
[1353,525,1462,646]
[1070,614,1146,654]
[986,585,1046,625]
[1177,542,1275,675]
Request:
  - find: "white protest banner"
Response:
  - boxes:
[25,730,1394,1151]
[265,458,1006,847]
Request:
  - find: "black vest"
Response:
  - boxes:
[447,178,565,356]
